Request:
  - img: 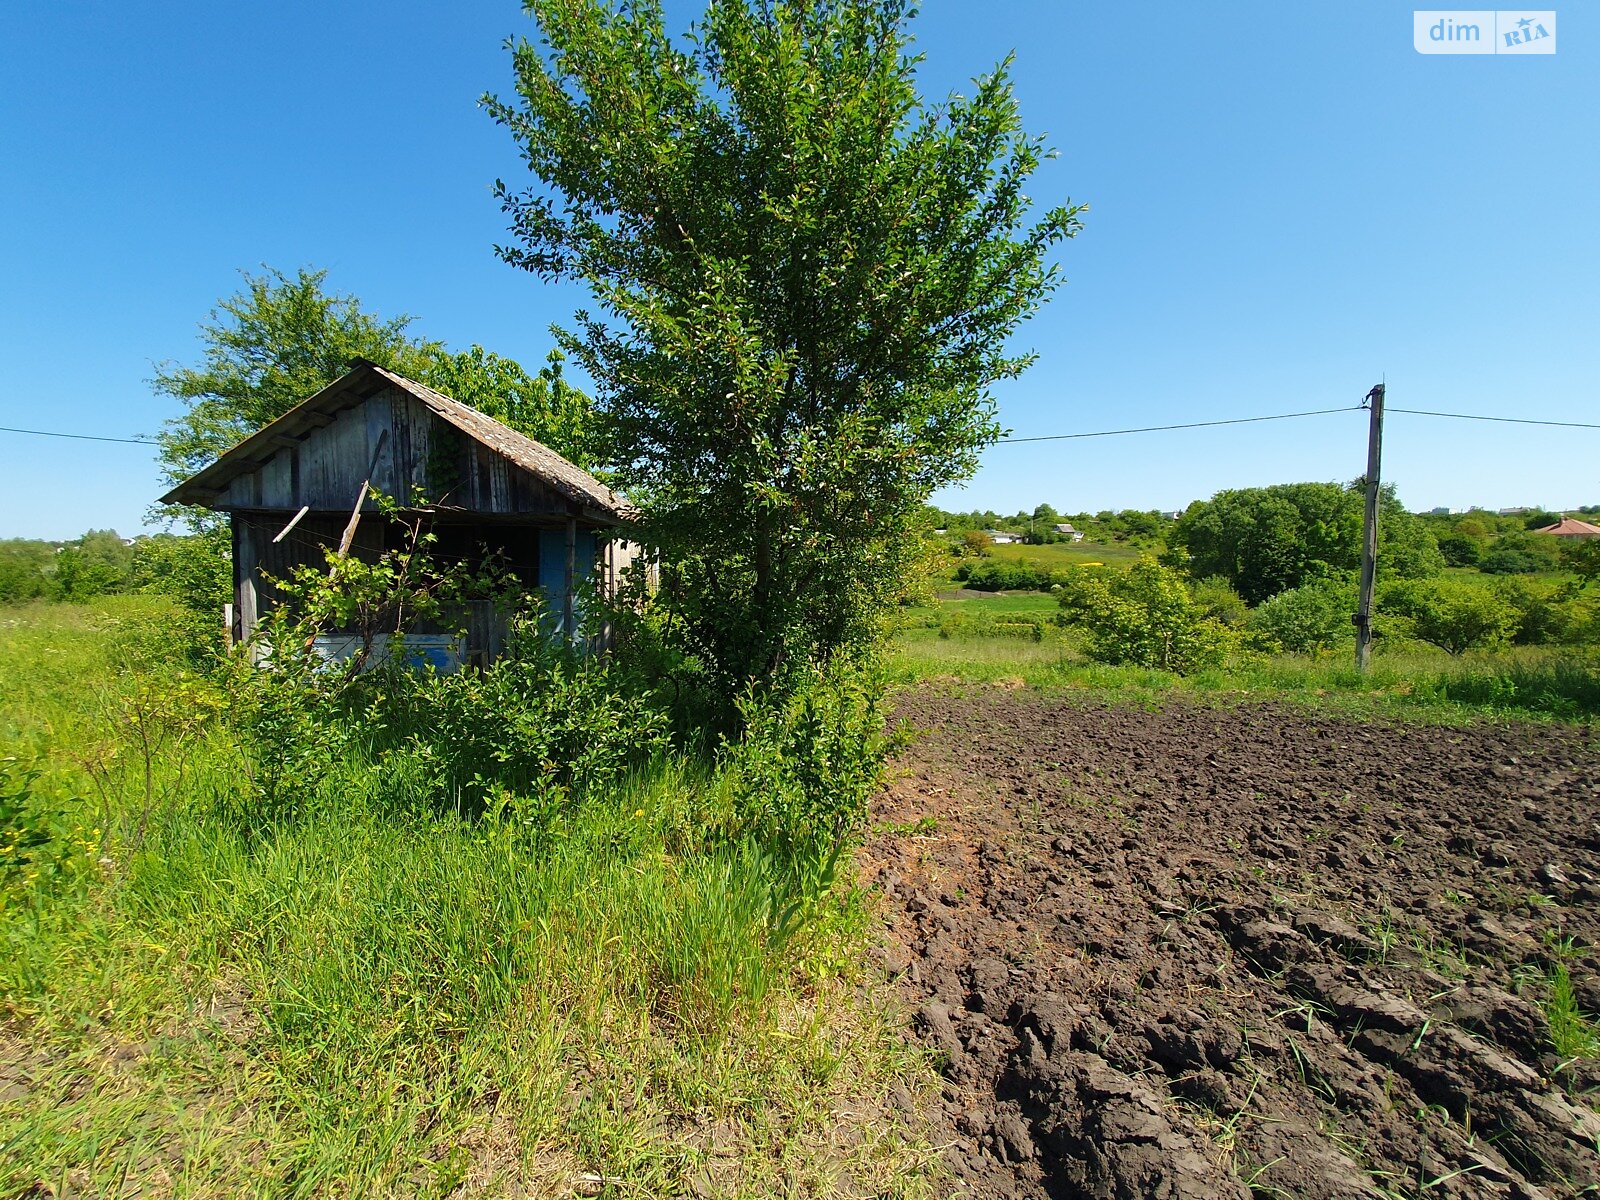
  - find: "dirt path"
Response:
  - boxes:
[865,685,1600,1199]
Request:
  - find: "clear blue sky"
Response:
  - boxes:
[2,2,1595,540]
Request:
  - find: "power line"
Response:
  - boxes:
[0,425,154,446]
[997,403,1600,444]
[1386,407,1600,431]
[3,401,1597,451]
[997,405,1360,443]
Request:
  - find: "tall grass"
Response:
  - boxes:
[0,599,939,1198]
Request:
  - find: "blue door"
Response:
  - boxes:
[539,528,596,639]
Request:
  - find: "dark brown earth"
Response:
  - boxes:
[864,685,1600,1200]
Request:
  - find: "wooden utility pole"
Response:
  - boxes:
[1355,384,1385,672]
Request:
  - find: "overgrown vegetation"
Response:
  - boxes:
[0,579,937,1195]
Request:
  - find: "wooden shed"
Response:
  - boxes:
[161,359,634,665]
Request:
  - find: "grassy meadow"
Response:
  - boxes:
[0,598,940,1198]
[892,587,1600,724]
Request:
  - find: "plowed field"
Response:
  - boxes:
[866,685,1600,1199]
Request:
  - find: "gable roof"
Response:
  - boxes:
[1535,517,1600,537]
[160,359,626,518]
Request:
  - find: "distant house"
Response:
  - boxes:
[161,359,639,667]
[1498,507,1531,516]
[1053,522,1086,542]
[1534,518,1600,538]
[1161,511,1184,521]
[986,529,1024,544]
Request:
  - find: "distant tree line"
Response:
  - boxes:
[922,482,1599,671]
[0,530,229,614]
[926,502,1173,546]
[1416,509,1594,576]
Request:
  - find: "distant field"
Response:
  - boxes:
[933,538,1144,586]
[987,539,1142,567]
[889,618,1600,723]
[928,591,1061,614]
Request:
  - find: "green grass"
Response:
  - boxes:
[933,538,1143,585]
[889,609,1600,724]
[1543,963,1598,1060]
[985,539,1142,567]
[0,599,941,1198]
[929,591,1061,614]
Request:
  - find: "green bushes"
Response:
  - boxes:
[937,607,1053,641]
[727,656,893,855]
[1436,532,1484,568]
[955,560,1063,591]
[1,585,923,1194]
[1479,532,1563,576]
[1379,577,1518,655]
[1170,481,1441,604]
[1,531,139,605]
[1190,575,1249,628]
[1247,576,1355,654]
[0,758,79,903]
[1058,559,1237,673]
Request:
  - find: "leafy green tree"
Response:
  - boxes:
[961,530,994,558]
[131,529,234,658]
[1379,577,1516,654]
[1523,509,1562,531]
[53,530,135,601]
[1170,482,1440,605]
[1563,538,1600,588]
[1108,510,1164,543]
[419,345,596,469]
[1480,532,1562,576]
[0,540,55,604]
[1436,531,1484,568]
[1059,558,1236,673]
[1189,575,1248,628]
[489,0,1082,700]
[154,268,433,489]
[1490,576,1572,645]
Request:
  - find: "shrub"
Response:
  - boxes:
[1060,559,1237,673]
[937,608,1052,641]
[1481,533,1562,575]
[130,528,232,661]
[1479,548,1542,575]
[1379,577,1517,655]
[1248,576,1355,654]
[388,623,673,817]
[228,611,671,821]
[1491,576,1573,645]
[957,560,1062,592]
[727,655,893,855]
[1436,532,1484,568]
[1190,576,1249,628]
[0,542,53,605]
[1,757,98,905]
